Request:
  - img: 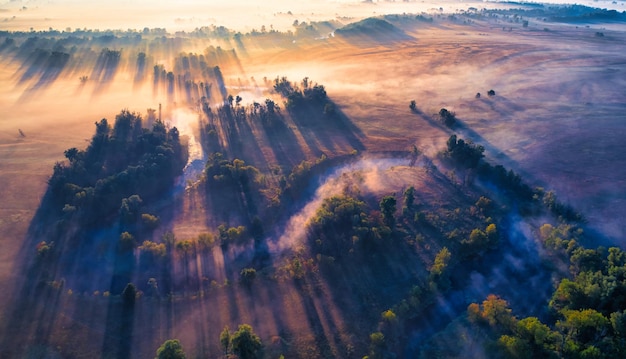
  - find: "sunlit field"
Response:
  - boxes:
[1,0,626,358]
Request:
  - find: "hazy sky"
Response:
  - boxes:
[2,0,623,33]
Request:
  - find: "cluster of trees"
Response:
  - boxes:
[203,95,283,132]
[220,324,263,359]
[155,324,263,359]
[273,76,333,115]
[477,162,534,202]
[451,221,626,359]
[29,110,188,295]
[48,110,187,227]
[444,135,581,221]
[307,195,393,259]
[205,153,260,189]
[444,134,485,168]
[203,152,265,224]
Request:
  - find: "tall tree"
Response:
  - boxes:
[380,195,397,228]
[155,339,186,359]
[231,324,262,359]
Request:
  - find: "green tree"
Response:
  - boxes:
[141,213,160,230]
[558,309,608,345]
[482,294,515,329]
[486,223,498,243]
[367,332,387,359]
[430,247,452,289]
[475,196,492,213]
[231,324,262,359]
[155,339,186,359]
[197,233,215,252]
[499,317,562,358]
[403,186,415,210]
[461,228,489,257]
[240,268,257,286]
[220,326,231,355]
[380,195,397,228]
[119,232,135,252]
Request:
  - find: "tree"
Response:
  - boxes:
[231,324,262,359]
[461,228,489,256]
[121,283,137,306]
[430,247,452,289]
[403,186,415,210]
[488,89,496,97]
[409,100,417,111]
[475,196,492,213]
[480,294,515,329]
[558,309,608,345]
[141,213,160,230]
[197,233,215,251]
[240,268,257,286]
[220,326,231,355]
[155,339,186,359]
[380,195,397,228]
[367,332,387,359]
[119,232,135,252]
[64,147,79,162]
[486,223,498,243]
[439,108,456,127]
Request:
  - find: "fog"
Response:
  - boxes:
[271,157,410,253]
[0,0,444,32]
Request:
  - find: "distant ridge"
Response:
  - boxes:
[334,17,412,42]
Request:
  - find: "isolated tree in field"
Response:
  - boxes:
[380,196,397,228]
[409,100,417,111]
[155,339,186,359]
[488,89,496,97]
[231,324,262,359]
[439,108,456,127]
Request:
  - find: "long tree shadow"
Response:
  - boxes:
[15,49,71,102]
[91,48,122,95]
[101,284,136,359]
[293,278,336,358]
[288,101,365,155]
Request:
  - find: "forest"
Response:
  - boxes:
[5,76,618,358]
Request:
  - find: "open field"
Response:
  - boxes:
[1,1,626,357]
